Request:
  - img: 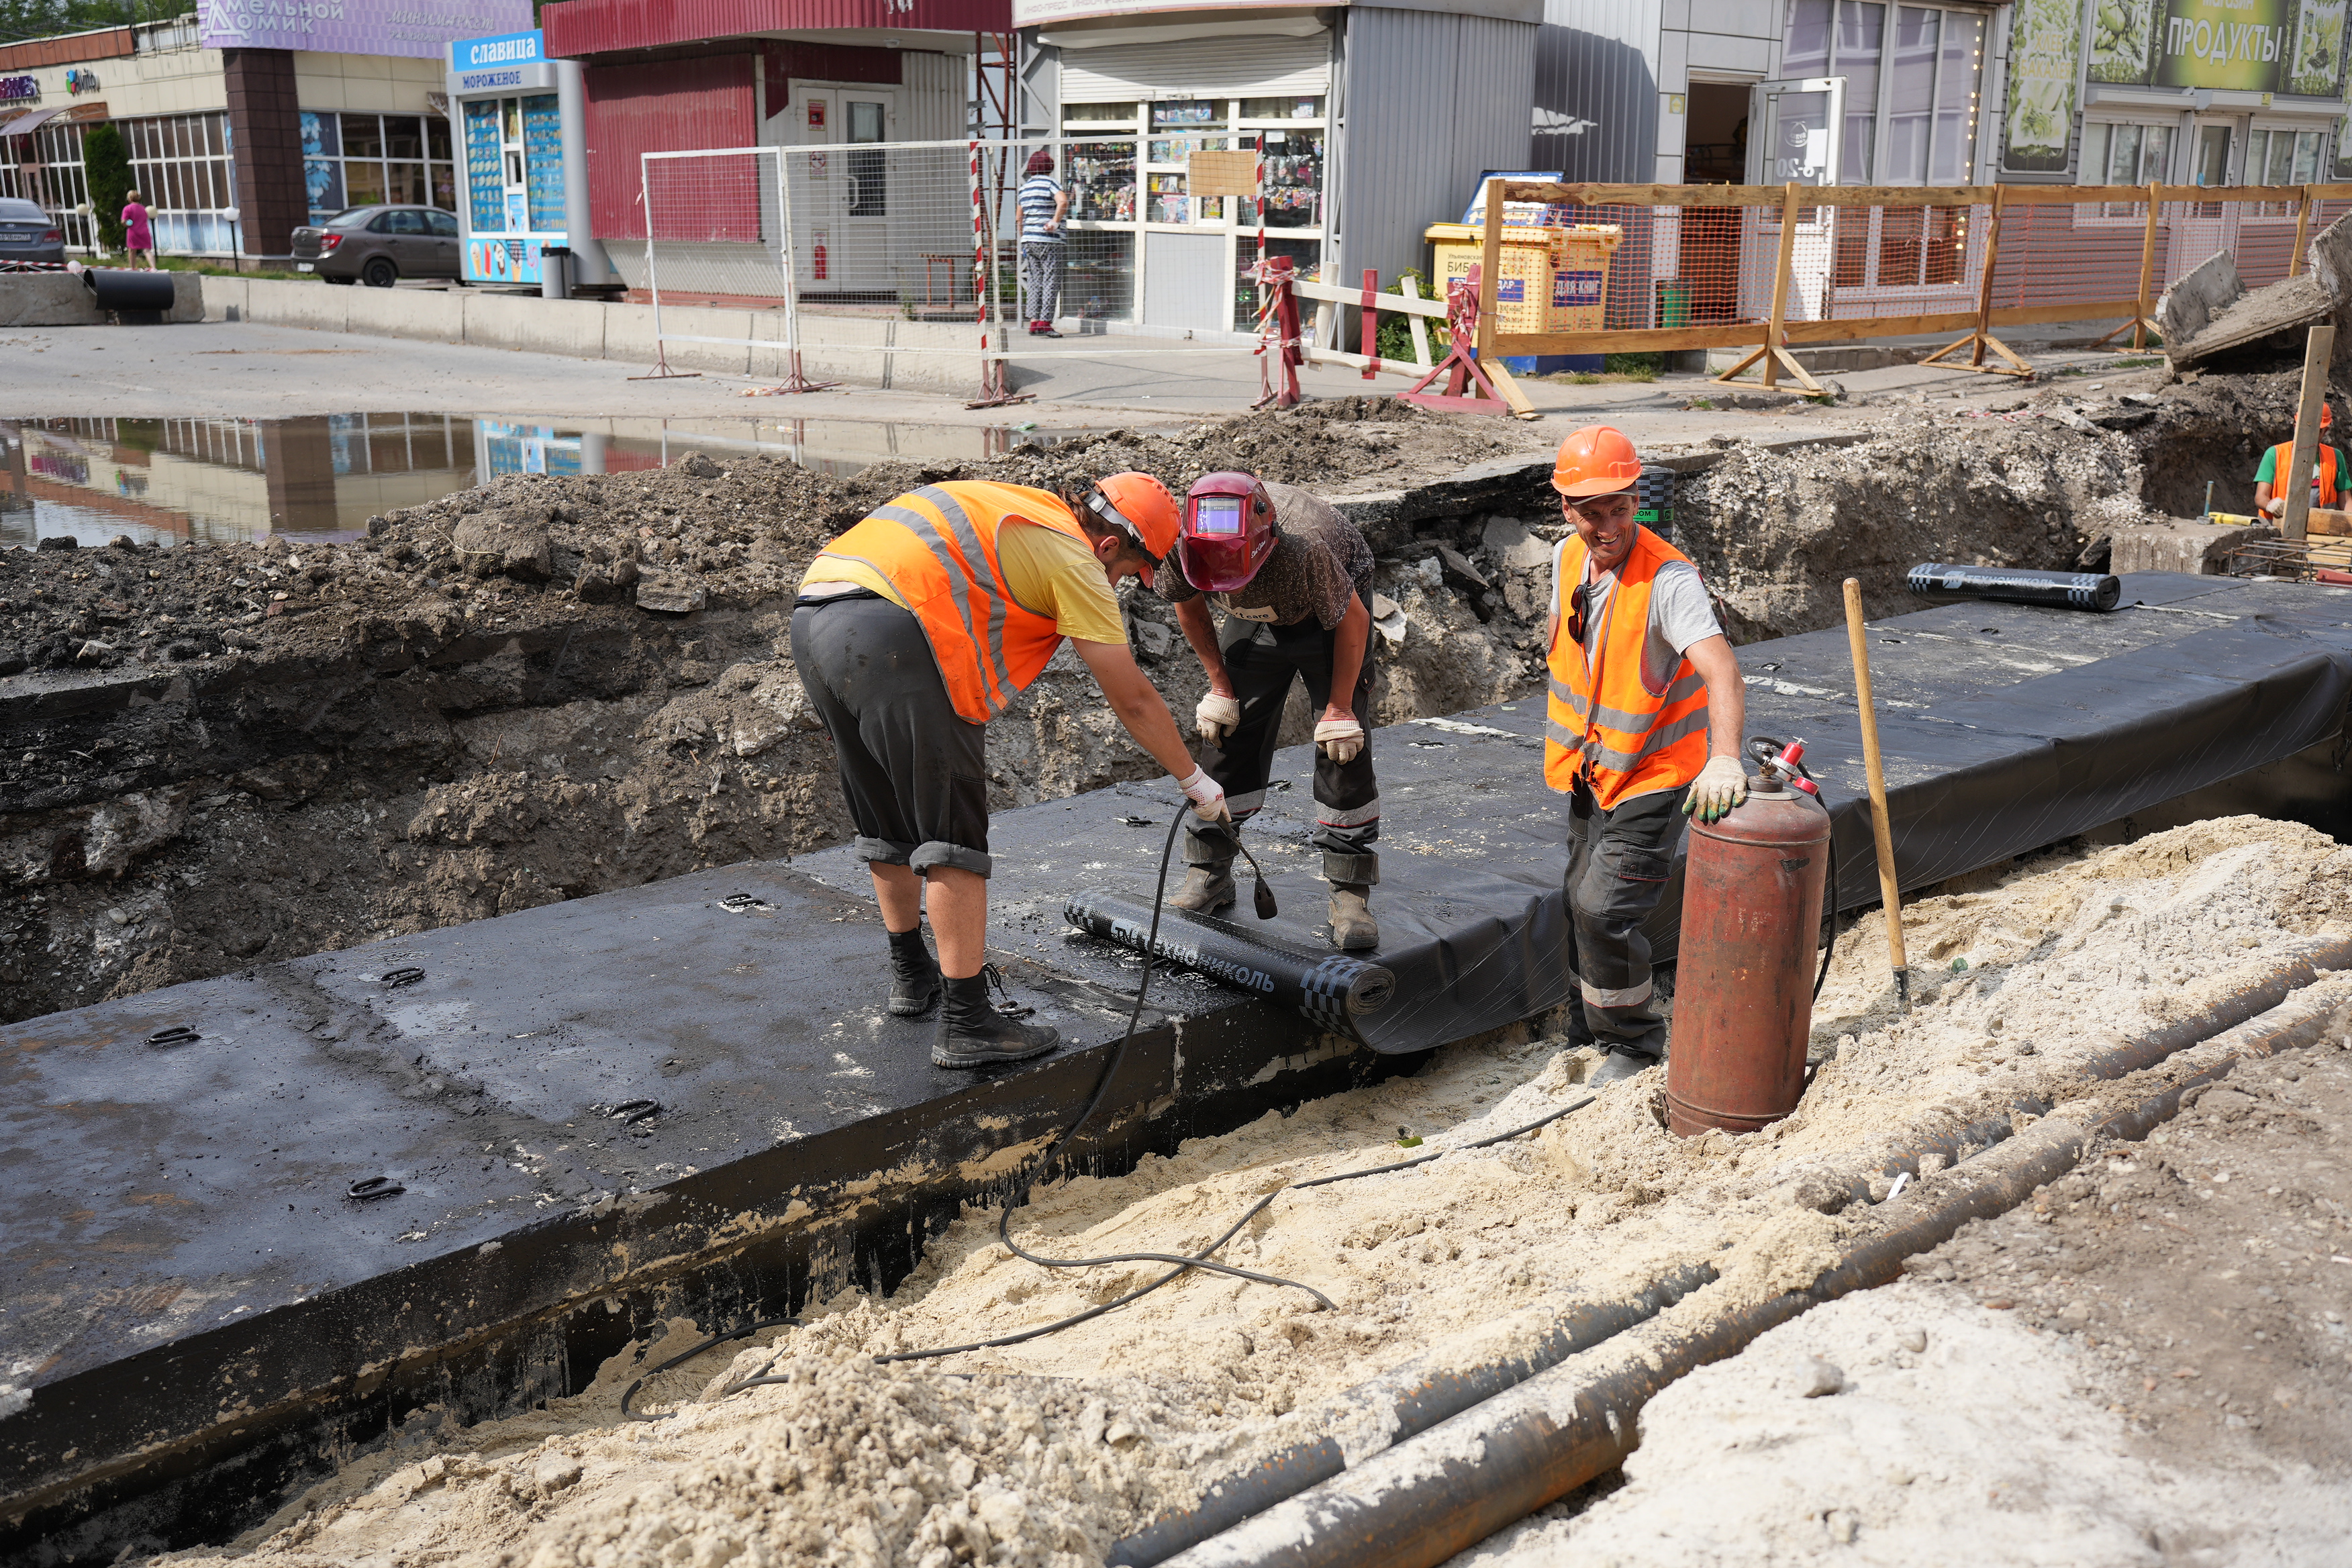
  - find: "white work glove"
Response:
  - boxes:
[1196,691,1242,746]
[2263,496,2288,517]
[1682,756,1750,824]
[1314,716,1365,765]
[1177,765,1230,822]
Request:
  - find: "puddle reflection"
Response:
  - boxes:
[0,413,1093,549]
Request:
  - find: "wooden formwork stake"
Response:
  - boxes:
[2095,181,2164,351]
[2292,185,2316,279]
[1922,185,2030,377]
[2281,324,2336,544]
[1714,181,1820,393]
[1842,578,1909,1014]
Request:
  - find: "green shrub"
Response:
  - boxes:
[1373,268,1440,364]
[83,123,131,254]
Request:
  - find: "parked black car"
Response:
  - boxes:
[0,198,66,265]
[290,205,461,287]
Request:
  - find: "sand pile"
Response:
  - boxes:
[153,814,2351,1568]
[1461,1283,2352,1568]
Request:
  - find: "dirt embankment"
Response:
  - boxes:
[0,375,2238,1027]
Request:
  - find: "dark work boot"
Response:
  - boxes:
[887,928,940,1017]
[1171,859,1237,914]
[1587,1048,1660,1088]
[1327,883,1379,950]
[934,966,1059,1069]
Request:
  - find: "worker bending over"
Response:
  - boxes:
[1547,427,1749,1087]
[1162,471,1382,949]
[793,475,1226,1068]
[2253,400,2347,518]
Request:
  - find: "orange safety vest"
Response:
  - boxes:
[812,481,1087,726]
[1545,526,1712,809]
[2267,441,2339,507]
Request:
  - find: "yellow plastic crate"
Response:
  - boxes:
[1425,222,1622,334]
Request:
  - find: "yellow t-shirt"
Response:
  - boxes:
[801,518,1128,647]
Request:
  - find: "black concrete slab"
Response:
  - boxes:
[8,571,2351,1563]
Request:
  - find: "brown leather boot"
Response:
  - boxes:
[1328,883,1378,950]
[1171,861,1236,913]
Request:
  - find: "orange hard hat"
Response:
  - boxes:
[1551,425,1643,499]
[1088,471,1181,585]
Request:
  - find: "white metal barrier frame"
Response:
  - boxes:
[634,138,1449,403]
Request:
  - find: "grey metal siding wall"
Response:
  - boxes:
[1336,7,1540,292]
[1534,0,1663,183]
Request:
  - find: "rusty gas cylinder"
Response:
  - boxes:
[1665,772,1831,1138]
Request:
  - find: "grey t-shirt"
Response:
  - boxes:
[1551,534,1724,696]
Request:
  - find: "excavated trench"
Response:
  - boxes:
[0,375,2280,1028]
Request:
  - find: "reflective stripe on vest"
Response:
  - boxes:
[2268,441,2340,507]
[1544,526,1712,809]
[810,481,1083,725]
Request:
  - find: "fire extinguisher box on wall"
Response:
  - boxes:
[448,29,615,290]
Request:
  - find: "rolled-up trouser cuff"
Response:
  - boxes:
[854,834,916,866]
[911,840,993,879]
[1185,818,1241,868]
[1322,850,1379,886]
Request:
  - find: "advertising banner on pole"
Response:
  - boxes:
[2002,0,2084,173]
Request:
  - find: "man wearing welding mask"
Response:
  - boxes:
[1162,471,1383,949]
[1547,426,1747,1087]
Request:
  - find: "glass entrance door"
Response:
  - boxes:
[1749,77,1846,185]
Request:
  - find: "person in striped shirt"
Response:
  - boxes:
[1018,149,1069,337]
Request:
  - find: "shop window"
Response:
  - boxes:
[1257,127,1322,229]
[1150,99,1224,129]
[1240,96,1324,121]
[126,111,237,254]
[1066,140,1136,222]
[1781,0,1984,188]
[304,110,457,221]
[1065,101,1137,126]
[2079,120,2172,215]
[2247,126,2326,215]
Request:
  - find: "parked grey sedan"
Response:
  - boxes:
[290,205,461,287]
[0,198,65,264]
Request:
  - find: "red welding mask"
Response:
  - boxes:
[1179,471,1277,593]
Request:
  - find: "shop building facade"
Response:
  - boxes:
[0,1,526,262]
[1014,1,1540,336]
[536,0,1005,290]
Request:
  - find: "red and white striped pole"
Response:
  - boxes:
[970,138,995,401]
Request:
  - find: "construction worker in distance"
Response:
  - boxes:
[1162,471,1381,949]
[792,474,1226,1069]
[2252,401,2346,518]
[1547,426,1749,1088]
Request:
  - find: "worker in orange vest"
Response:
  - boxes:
[1546,426,1749,1087]
[793,475,1225,1068]
[2253,401,2347,518]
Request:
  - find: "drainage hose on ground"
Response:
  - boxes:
[1161,960,2352,1568]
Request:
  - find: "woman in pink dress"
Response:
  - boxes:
[121,191,152,269]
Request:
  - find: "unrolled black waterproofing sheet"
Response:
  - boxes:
[989,572,2352,1056]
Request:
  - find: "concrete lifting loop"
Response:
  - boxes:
[1133,937,2352,1568]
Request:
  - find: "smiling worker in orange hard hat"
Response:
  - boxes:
[1545,426,1749,1088]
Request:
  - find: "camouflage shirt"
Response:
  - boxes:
[1159,481,1372,630]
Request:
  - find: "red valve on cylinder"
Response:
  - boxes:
[1665,769,1831,1138]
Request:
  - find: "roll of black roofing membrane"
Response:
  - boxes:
[1906,562,2122,611]
[82,268,177,313]
[1064,893,1395,1038]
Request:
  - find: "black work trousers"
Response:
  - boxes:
[1187,599,1379,886]
[1563,781,1690,1061]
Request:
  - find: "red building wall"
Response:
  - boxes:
[585,55,758,242]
